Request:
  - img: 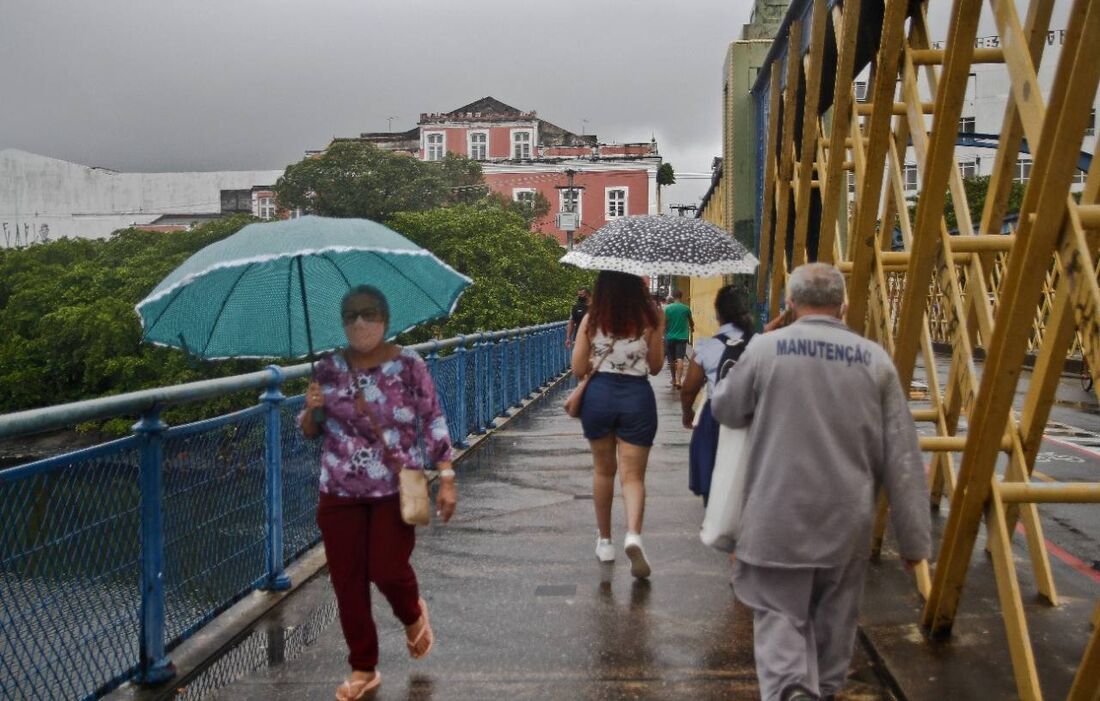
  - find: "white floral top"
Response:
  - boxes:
[305,348,453,498]
[591,329,650,376]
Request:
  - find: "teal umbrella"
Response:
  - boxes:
[136,216,471,359]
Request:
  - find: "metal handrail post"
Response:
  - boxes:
[481,334,492,433]
[512,331,523,408]
[524,331,533,397]
[533,329,542,388]
[556,326,565,373]
[534,327,543,387]
[260,366,291,592]
[472,334,486,434]
[486,337,496,422]
[540,328,549,386]
[451,339,468,447]
[503,332,515,410]
[134,408,175,685]
[560,326,568,371]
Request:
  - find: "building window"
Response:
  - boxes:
[468,131,487,160]
[959,116,976,133]
[606,188,627,218]
[855,81,868,102]
[903,163,919,191]
[512,131,532,159]
[1087,108,1096,137]
[425,132,444,161]
[1015,157,1032,184]
[256,195,276,219]
[847,171,856,195]
[959,159,978,179]
[513,188,536,207]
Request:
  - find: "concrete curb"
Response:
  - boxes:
[105,370,573,701]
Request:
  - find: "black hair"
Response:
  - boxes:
[714,285,753,333]
[341,285,390,325]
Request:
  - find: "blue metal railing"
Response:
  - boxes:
[0,321,568,701]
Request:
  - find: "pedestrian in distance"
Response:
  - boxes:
[664,289,695,390]
[710,263,930,701]
[565,286,591,348]
[300,285,458,701]
[572,270,665,578]
[679,284,755,505]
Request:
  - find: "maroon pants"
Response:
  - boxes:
[317,493,421,671]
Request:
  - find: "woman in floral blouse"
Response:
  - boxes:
[300,284,457,701]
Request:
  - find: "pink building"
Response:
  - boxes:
[352,97,662,245]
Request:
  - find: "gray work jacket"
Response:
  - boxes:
[711,315,931,568]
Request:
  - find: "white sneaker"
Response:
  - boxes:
[624,532,651,578]
[595,535,615,562]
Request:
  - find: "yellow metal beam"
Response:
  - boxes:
[924,0,1100,639]
[997,482,1100,503]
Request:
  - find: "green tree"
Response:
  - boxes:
[0,216,263,420]
[274,142,485,220]
[657,162,676,186]
[657,162,675,213]
[388,204,593,339]
[484,190,551,229]
[905,175,1026,232]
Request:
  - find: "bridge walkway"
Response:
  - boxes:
[114,369,1100,700]
[121,376,897,701]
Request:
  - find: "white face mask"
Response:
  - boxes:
[345,318,385,353]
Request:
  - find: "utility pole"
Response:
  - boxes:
[554,169,584,251]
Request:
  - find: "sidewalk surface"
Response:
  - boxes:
[162,375,896,701]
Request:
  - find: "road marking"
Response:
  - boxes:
[1016,524,1100,585]
[1042,434,1100,461]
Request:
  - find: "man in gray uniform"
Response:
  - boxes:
[710,263,930,701]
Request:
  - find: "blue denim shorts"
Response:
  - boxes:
[580,372,658,447]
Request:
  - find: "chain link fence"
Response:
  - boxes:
[0,321,566,701]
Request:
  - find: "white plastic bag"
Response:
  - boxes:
[699,425,750,553]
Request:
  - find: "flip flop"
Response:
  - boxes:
[406,598,434,659]
[336,671,380,701]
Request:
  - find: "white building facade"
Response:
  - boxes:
[0,149,284,247]
[849,17,1095,204]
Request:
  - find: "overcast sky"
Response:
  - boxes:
[0,0,1070,211]
[0,0,764,210]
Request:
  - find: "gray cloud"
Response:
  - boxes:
[0,0,754,210]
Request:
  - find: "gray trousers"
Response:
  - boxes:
[731,555,869,701]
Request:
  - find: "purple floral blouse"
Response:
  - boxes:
[304,348,453,498]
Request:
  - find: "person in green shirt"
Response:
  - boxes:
[663,289,694,389]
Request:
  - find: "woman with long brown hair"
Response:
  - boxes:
[571,270,665,578]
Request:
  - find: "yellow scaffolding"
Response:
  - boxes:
[750,1,1100,698]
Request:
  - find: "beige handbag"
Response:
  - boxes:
[397,466,431,526]
[354,380,432,526]
[563,339,615,418]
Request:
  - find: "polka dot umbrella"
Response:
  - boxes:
[559,215,758,277]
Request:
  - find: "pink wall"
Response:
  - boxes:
[483,169,651,245]
[489,126,514,159]
[600,145,652,157]
[544,146,593,157]
[418,125,533,160]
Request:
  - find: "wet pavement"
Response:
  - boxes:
[118,363,1100,701]
[140,374,896,701]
